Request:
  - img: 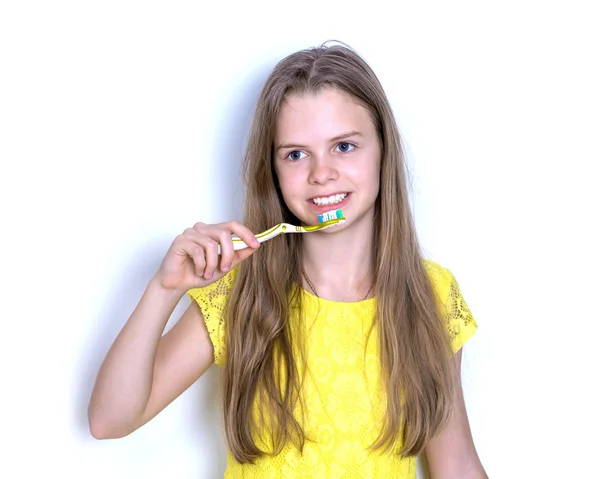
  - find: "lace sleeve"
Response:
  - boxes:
[444,272,478,353]
[187,269,237,367]
[425,260,478,353]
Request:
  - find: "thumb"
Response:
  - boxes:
[231,245,259,268]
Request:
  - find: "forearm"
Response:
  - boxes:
[88,275,184,437]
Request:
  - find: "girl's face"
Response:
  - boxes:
[273,88,381,230]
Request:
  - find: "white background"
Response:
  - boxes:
[1,1,598,477]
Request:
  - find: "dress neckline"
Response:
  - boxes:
[293,282,376,306]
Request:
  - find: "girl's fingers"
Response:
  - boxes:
[190,244,206,277]
[174,236,206,276]
[184,221,259,277]
[223,220,260,250]
[182,228,219,279]
[232,244,258,267]
[203,221,259,272]
[191,225,234,275]
[215,228,235,272]
[202,239,220,279]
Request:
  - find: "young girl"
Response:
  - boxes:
[88,43,487,478]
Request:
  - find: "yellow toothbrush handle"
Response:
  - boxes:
[215,219,343,255]
[217,224,285,254]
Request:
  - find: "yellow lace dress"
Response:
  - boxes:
[188,259,477,478]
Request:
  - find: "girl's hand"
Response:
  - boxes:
[155,221,260,292]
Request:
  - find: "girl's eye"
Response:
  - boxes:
[287,150,307,161]
[336,142,355,153]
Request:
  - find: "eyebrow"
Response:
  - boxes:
[276,131,363,150]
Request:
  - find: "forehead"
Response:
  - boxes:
[275,88,375,142]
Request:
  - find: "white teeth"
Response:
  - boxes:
[312,193,347,205]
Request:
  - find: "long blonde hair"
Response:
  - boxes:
[223,42,457,463]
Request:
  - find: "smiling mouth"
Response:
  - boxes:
[310,193,348,206]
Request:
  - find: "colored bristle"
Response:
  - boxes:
[318,208,344,223]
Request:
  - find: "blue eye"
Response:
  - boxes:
[287,150,307,161]
[336,142,355,153]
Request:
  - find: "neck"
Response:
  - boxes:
[300,216,375,302]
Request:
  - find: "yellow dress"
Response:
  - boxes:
[188,259,478,478]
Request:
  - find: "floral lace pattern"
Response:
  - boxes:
[424,260,478,353]
[188,270,235,366]
[187,259,477,478]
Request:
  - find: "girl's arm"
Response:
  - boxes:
[87,278,214,439]
[424,349,488,479]
[87,220,260,439]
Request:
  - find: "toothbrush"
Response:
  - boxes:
[317,209,344,224]
[217,208,345,253]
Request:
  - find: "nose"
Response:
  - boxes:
[308,153,339,185]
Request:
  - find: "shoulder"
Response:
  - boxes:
[423,258,454,296]
[422,257,468,309]
[423,258,478,352]
[423,257,449,277]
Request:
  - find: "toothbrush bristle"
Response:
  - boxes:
[318,208,344,224]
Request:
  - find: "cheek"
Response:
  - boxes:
[276,177,296,205]
[276,168,302,197]
[275,166,291,196]
[350,154,381,184]
[373,159,382,181]
[360,153,382,194]
[283,184,301,200]
[370,149,382,178]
